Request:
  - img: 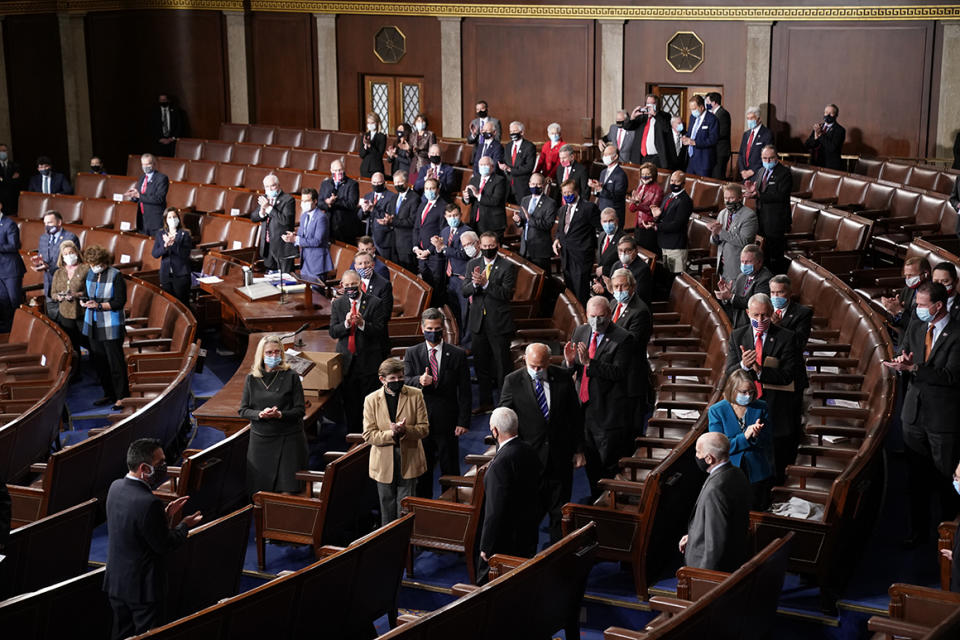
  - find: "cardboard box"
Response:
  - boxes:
[300,351,343,395]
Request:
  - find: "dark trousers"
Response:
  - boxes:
[642,154,664,169]
[375,242,398,266]
[57,315,85,374]
[416,426,461,498]
[446,275,471,349]
[523,255,552,275]
[904,423,960,538]
[0,276,22,333]
[377,446,416,526]
[563,253,591,307]
[90,337,129,400]
[472,325,512,406]
[109,596,161,640]
[161,274,191,307]
[541,464,574,544]
[342,368,377,436]
[583,420,631,499]
[763,235,788,274]
[712,154,731,180]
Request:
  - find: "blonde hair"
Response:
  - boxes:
[723,370,756,405]
[250,334,289,378]
[57,240,81,269]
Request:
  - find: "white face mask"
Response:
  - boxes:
[166,218,178,229]
[91,264,105,274]
[301,200,313,212]
[464,244,478,258]
[619,252,633,265]
[63,253,78,266]
[367,123,378,133]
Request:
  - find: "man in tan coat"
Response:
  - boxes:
[362,357,430,525]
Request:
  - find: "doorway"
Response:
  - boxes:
[363,75,424,131]
[649,84,724,124]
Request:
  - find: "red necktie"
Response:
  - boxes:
[479,177,487,193]
[640,118,652,156]
[613,304,622,322]
[348,301,358,354]
[140,176,148,214]
[511,144,517,164]
[754,331,763,398]
[617,128,624,149]
[360,281,367,293]
[421,201,432,224]
[429,347,439,384]
[578,332,598,403]
[746,129,756,158]
[602,235,611,253]
[563,166,570,181]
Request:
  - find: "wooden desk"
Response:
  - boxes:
[194,331,338,436]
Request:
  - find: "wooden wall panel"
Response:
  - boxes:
[86,10,228,174]
[461,18,595,143]
[250,12,316,129]
[770,21,934,158]
[3,14,69,179]
[623,21,747,162]
[335,14,442,135]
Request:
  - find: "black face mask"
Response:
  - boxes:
[529,186,542,196]
[395,184,407,193]
[344,286,360,300]
[372,183,385,193]
[39,169,50,177]
[670,183,683,193]
[428,155,442,165]
[146,461,168,489]
[695,456,710,473]
[725,201,741,212]
[396,131,404,138]
[823,114,836,124]
[90,164,102,173]
[159,101,169,108]
[482,132,492,140]
[423,329,443,344]
[476,110,488,118]
[387,380,404,395]
[481,247,498,260]
[509,132,521,141]
[615,120,625,127]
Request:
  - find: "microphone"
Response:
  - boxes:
[282,322,310,348]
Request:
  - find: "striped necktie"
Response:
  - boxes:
[533,376,549,420]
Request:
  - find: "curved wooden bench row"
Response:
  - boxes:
[16,190,138,227]
[867,583,960,639]
[16,218,161,276]
[854,156,958,197]
[562,272,733,600]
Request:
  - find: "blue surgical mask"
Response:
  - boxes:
[446,216,461,228]
[613,290,630,304]
[916,306,933,323]
[771,296,788,310]
[735,393,752,407]
[740,263,754,276]
[264,355,282,369]
[265,188,279,198]
[549,134,560,143]
[415,122,426,132]
[563,194,576,204]
[746,119,758,130]
[690,109,701,119]
[675,124,684,132]
[762,161,776,171]
[424,190,437,201]
[478,165,491,177]
[602,222,617,235]
[527,367,544,382]
[0,151,8,161]
[954,479,960,495]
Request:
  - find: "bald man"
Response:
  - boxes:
[500,343,585,543]
[318,159,361,244]
[413,144,457,199]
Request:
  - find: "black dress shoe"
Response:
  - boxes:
[93,396,116,407]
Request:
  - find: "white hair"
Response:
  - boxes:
[748,293,773,312]
[490,407,519,435]
[745,106,761,118]
[510,121,525,133]
[547,122,561,133]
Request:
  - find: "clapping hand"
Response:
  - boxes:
[880,295,904,316]
[259,406,282,419]
[430,235,444,251]
[471,265,487,287]
[576,341,589,364]
[325,193,338,206]
[883,350,916,372]
[563,340,577,365]
[281,231,296,243]
[650,205,662,219]
[715,278,732,301]
[391,418,407,439]
[166,496,202,528]
[163,233,175,247]
[744,420,764,440]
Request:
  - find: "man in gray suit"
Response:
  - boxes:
[598,110,635,163]
[679,432,751,571]
[710,182,758,283]
[466,100,502,144]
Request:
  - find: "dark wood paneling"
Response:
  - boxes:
[462,18,595,143]
[86,10,228,174]
[623,21,747,161]
[250,12,316,129]
[770,21,934,157]
[3,14,69,179]
[336,15,442,136]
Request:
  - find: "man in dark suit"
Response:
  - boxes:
[682,95,719,178]
[881,257,931,344]
[932,262,960,322]
[429,209,476,347]
[746,146,793,274]
[0,202,25,333]
[411,182,448,288]
[329,270,388,434]
[471,121,504,175]
[622,95,675,168]
[462,156,508,240]
[404,307,472,497]
[610,268,653,433]
[590,146,629,228]
[367,171,400,264]
[595,207,623,279]
[0,142,22,214]
[124,154,169,236]
[317,159,361,245]
[599,110,635,165]
[385,171,421,271]
[514,172,557,273]
[478,407,542,583]
[553,180,600,306]
[651,170,694,274]
[564,296,637,498]
[679,432,751,571]
[359,172,389,243]
[356,236,391,280]
[769,275,813,482]
[248,173,297,272]
[27,156,72,195]
[462,232,516,412]
[104,438,202,639]
[552,145,589,204]
[413,144,457,199]
[500,343,584,543]
[716,244,773,328]
[669,116,688,171]
[498,121,537,204]
[36,210,81,317]
[153,93,185,157]
[705,92,731,179]
[354,250,393,357]
[885,282,960,545]
[603,236,652,305]
[738,107,774,181]
[466,100,502,144]
[804,103,846,170]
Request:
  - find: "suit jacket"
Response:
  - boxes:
[556,197,600,262]
[464,173,507,234]
[595,164,628,222]
[317,177,361,243]
[568,322,635,431]
[597,230,623,277]
[517,194,557,260]
[684,463,751,571]
[900,316,960,434]
[249,191,297,269]
[404,341,471,431]
[131,172,170,233]
[775,302,812,389]
[412,197,448,251]
[38,229,81,296]
[738,125,774,176]
[434,224,474,277]
[611,294,652,398]
[657,190,693,250]
[708,399,774,483]
[466,117,502,144]
[104,477,189,603]
[471,138,504,174]
[713,106,732,162]
[151,229,194,280]
[553,162,589,204]
[296,207,334,281]
[479,438,542,558]
[369,191,397,251]
[725,322,798,415]
[603,124,635,163]
[669,129,689,171]
[388,188,422,260]
[413,164,457,199]
[358,132,387,177]
[685,111,719,177]
[711,205,758,284]
[723,266,773,328]
[610,258,652,304]
[329,292,387,375]
[0,158,22,214]
[361,385,429,483]
[154,104,185,140]
[754,163,794,239]
[27,171,73,195]
[0,215,25,280]
[805,122,846,170]
[499,366,584,474]
[502,138,537,201]
[623,111,674,167]
[461,255,517,336]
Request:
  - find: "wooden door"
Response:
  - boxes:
[363,75,424,131]
[649,84,723,125]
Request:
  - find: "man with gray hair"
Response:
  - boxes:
[715,243,769,328]
[598,109,635,164]
[478,406,542,583]
[679,432,751,571]
[554,144,589,202]
[710,184,758,285]
[126,152,169,236]
[499,120,537,204]
[738,106,773,180]
[248,172,296,271]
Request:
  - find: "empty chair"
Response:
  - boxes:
[274,169,302,194]
[194,185,228,214]
[156,157,188,182]
[231,143,262,166]
[74,173,107,199]
[186,161,216,185]
[275,127,304,147]
[81,200,116,229]
[259,146,290,169]
[50,195,84,224]
[174,139,204,160]
[166,182,198,212]
[288,149,318,171]
[214,163,246,188]
[246,125,276,145]
[202,141,233,164]
[17,193,52,220]
[219,123,248,143]
[302,129,330,150]
[104,176,137,200]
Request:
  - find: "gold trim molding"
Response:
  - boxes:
[0,0,244,14]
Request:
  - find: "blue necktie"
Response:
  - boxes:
[533,376,548,420]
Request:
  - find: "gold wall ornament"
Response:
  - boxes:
[666,31,704,72]
[374,25,406,64]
